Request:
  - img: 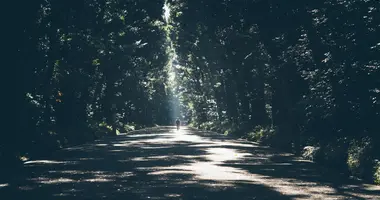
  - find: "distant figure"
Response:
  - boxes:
[175,118,181,130]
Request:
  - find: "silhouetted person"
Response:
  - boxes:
[175,118,181,130]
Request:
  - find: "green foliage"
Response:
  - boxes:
[222,125,239,136]
[374,160,380,184]
[4,0,380,185]
[302,146,322,162]
[99,122,113,132]
[198,121,215,131]
[167,0,380,184]
[123,124,136,132]
[347,138,376,181]
[2,0,173,167]
[247,126,276,144]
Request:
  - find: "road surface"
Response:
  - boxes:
[1,127,379,199]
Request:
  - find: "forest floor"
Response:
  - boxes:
[1,126,379,200]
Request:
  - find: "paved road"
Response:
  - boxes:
[1,127,379,199]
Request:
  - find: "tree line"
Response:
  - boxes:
[2,0,176,172]
[2,0,379,185]
[167,0,380,184]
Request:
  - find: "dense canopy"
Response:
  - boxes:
[4,0,175,165]
[2,0,380,184]
[167,0,380,183]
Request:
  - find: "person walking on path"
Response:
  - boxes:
[175,118,181,130]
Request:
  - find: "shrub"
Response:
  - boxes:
[196,120,241,136]
[95,121,113,136]
[199,121,215,131]
[123,123,136,132]
[374,160,380,185]
[246,126,276,144]
[347,137,375,181]
[302,146,322,162]
[222,124,239,136]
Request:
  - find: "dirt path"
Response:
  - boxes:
[1,127,379,199]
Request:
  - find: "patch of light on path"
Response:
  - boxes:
[136,128,379,200]
[24,160,78,165]
[205,148,252,162]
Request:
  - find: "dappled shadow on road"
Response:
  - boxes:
[1,127,379,200]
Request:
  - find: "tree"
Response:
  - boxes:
[2,0,173,170]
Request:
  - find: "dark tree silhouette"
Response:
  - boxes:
[2,0,173,172]
[167,0,380,183]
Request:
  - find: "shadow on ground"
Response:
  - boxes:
[0,126,379,200]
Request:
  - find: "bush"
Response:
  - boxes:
[246,126,276,144]
[95,121,113,136]
[223,124,239,136]
[198,121,215,131]
[347,137,376,181]
[374,160,380,185]
[123,123,136,132]
[302,146,322,161]
[197,120,239,135]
